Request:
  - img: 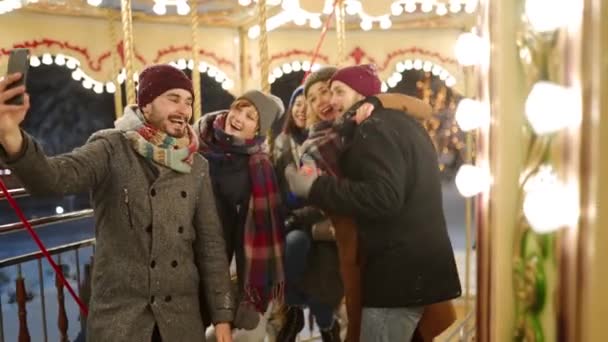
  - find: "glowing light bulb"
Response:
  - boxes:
[455,98,487,131]
[525,81,581,135]
[455,164,490,197]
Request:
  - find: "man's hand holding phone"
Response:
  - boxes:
[0,73,29,157]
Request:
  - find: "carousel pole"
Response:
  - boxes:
[257,0,270,94]
[189,0,202,121]
[120,0,136,105]
[335,0,346,65]
[107,10,124,118]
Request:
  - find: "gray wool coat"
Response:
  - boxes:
[0,129,234,342]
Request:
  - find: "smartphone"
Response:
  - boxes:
[5,48,30,105]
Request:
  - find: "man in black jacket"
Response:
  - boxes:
[285,64,461,341]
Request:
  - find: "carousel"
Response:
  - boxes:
[0,0,607,341]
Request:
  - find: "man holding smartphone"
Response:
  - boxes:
[0,65,234,342]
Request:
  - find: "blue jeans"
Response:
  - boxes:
[360,306,424,342]
[284,230,335,330]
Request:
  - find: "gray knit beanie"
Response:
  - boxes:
[303,66,338,97]
[238,90,285,135]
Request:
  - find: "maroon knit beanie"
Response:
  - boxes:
[330,64,381,97]
[137,64,194,109]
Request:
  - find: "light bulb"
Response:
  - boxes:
[380,17,392,30]
[523,166,579,233]
[66,58,78,70]
[291,60,302,71]
[152,2,166,15]
[248,25,260,39]
[93,83,104,94]
[87,0,102,6]
[238,0,251,6]
[464,0,477,13]
[525,0,572,32]
[421,1,434,13]
[404,60,413,70]
[391,3,404,16]
[381,82,388,92]
[455,32,485,66]
[106,82,116,93]
[396,62,406,73]
[54,54,66,66]
[431,65,442,76]
[423,61,433,72]
[455,164,489,197]
[345,1,360,15]
[309,16,323,29]
[449,1,461,13]
[413,59,423,70]
[445,76,457,87]
[455,98,487,131]
[405,2,417,13]
[55,206,65,214]
[282,63,293,74]
[294,16,307,26]
[273,68,283,78]
[222,79,234,90]
[176,3,190,15]
[72,69,83,81]
[525,81,581,135]
[29,56,41,67]
[82,78,93,89]
[360,19,373,31]
[436,3,448,16]
[42,53,53,65]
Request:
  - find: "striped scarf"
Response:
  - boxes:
[196,111,285,312]
[115,105,198,173]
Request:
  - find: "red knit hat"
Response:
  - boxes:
[330,64,381,97]
[137,64,194,109]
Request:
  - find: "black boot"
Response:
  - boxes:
[320,319,341,342]
[276,306,304,342]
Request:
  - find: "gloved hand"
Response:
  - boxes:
[284,164,318,199]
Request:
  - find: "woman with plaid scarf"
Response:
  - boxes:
[193,90,286,340]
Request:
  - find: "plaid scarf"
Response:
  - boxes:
[115,105,198,173]
[196,111,285,312]
[299,119,345,177]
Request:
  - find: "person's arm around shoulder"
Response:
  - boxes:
[193,157,234,338]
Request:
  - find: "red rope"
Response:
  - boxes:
[0,178,89,316]
[301,0,339,83]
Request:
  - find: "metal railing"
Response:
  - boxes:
[0,188,28,200]
[0,209,94,235]
[0,238,95,342]
[1,186,95,342]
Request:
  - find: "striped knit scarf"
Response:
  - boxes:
[115,105,199,173]
[196,111,285,312]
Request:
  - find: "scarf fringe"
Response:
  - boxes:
[245,282,285,313]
